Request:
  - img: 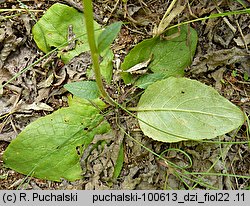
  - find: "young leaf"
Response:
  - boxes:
[97,22,122,53]
[3,99,110,181]
[136,77,244,143]
[121,25,198,84]
[135,73,165,89]
[113,143,124,179]
[64,81,100,100]
[100,48,114,84]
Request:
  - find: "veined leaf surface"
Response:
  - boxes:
[64,81,100,100]
[32,3,113,82]
[32,3,101,63]
[121,25,198,84]
[137,77,244,142]
[3,99,110,181]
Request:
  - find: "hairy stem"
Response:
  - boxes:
[82,0,115,105]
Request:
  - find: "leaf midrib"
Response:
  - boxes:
[136,107,241,119]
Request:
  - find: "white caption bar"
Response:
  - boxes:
[0,190,249,206]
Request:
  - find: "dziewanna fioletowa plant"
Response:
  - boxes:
[3,0,245,181]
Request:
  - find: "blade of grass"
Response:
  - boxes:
[117,122,221,189]
[166,8,250,32]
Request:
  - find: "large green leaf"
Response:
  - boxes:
[136,77,244,143]
[32,3,101,63]
[121,25,198,84]
[32,3,113,82]
[3,98,110,181]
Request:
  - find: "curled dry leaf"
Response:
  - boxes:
[17,102,54,112]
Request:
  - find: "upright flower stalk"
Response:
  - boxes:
[82,0,115,105]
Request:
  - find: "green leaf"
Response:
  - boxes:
[32,3,113,83]
[100,48,114,84]
[3,98,110,181]
[67,95,106,108]
[64,81,100,100]
[121,25,198,84]
[113,143,124,179]
[135,73,165,89]
[136,77,244,143]
[98,22,122,53]
[32,3,101,63]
